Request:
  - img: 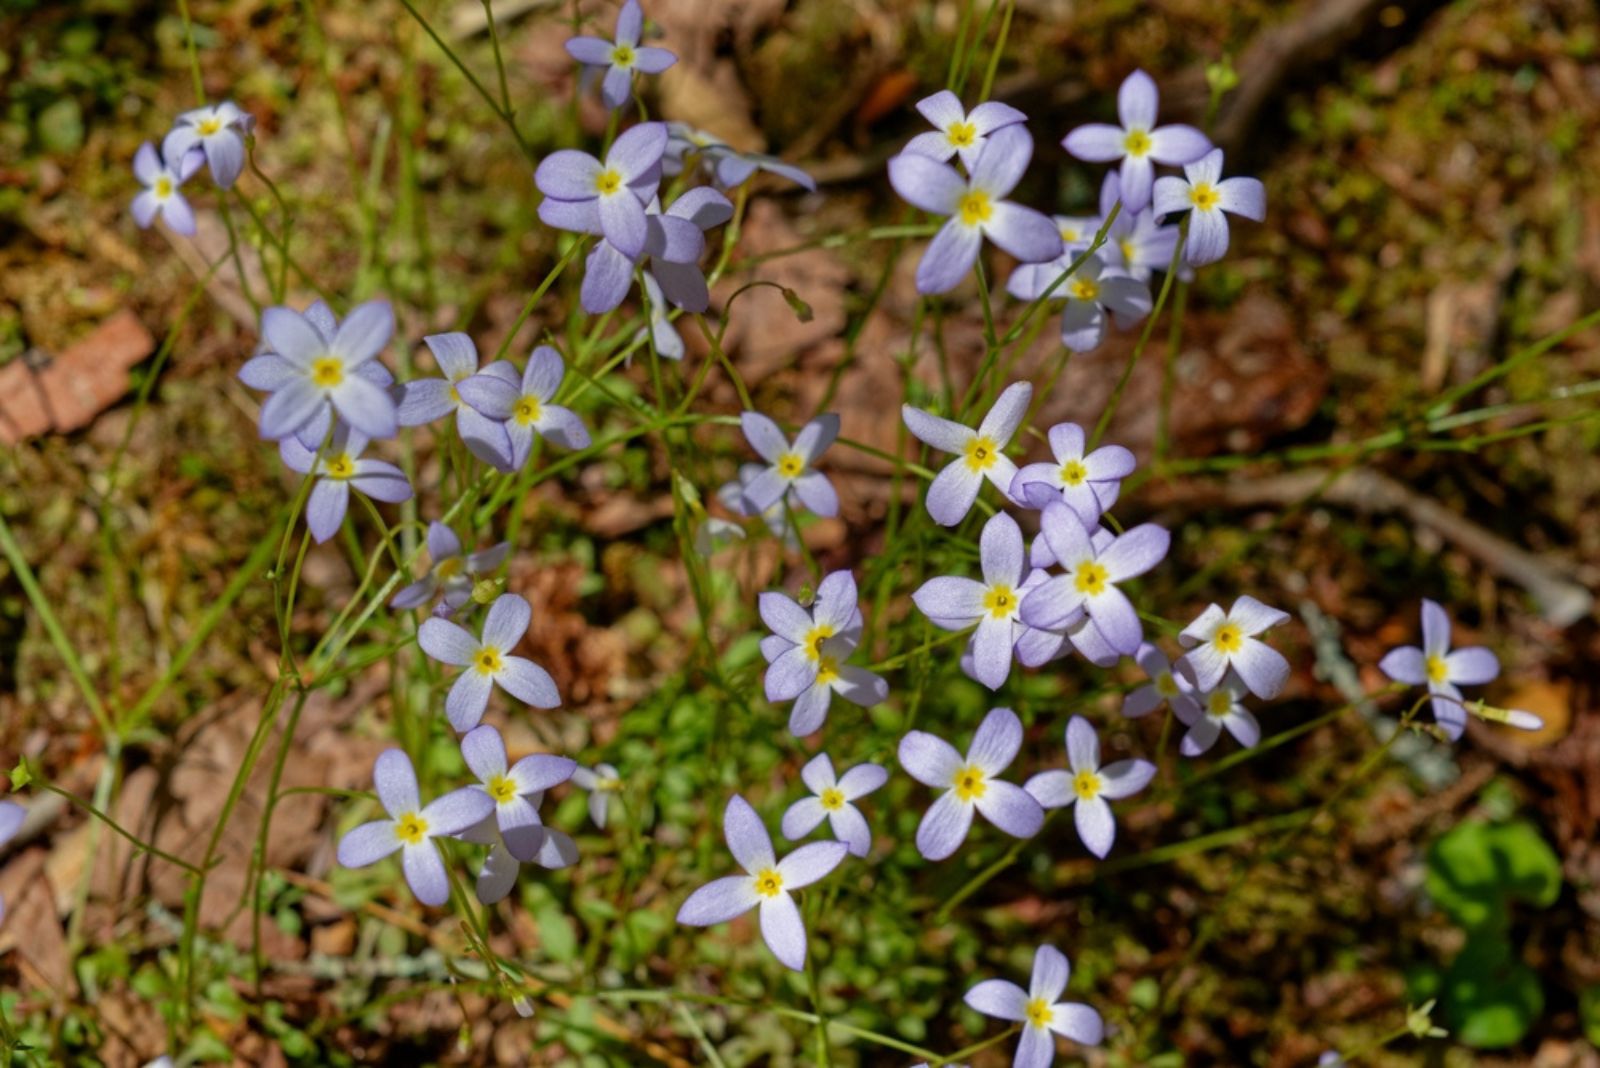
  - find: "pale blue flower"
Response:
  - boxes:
[899,707,1043,861]
[964,944,1104,1067]
[1024,716,1154,858]
[564,0,676,111]
[279,424,411,543]
[418,593,561,731]
[902,381,1031,526]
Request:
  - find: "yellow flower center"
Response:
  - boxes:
[1155,672,1179,697]
[802,625,835,661]
[513,395,542,426]
[197,117,222,136]
[820,787,845,811]
[963,435,999,472]
[815,655,840,686]
[1059,459,1088,486]
[776,452,805,479]
[1189,182,1220,211]
[1068,277,1100,302]
[395,812,429,845]
[946,121,977,148]
[1073,769,1102,800]
[982,584,1017,619]
[1123,128,1152,157]
[487,774,519,804]
[1074,560,1109,596]
[597,777,623,792]
[1120,238,1136,264]
[474,646,504,676]
[1025,997,1055,1029]
[310,356,345,388]
[595,169,623,196]
[611,43,636,67]
[753,868,784,897]
[323,453,356,480]
[1212,623,1243,655]
[958,190,993,227]
[952,764,987,802]
[1060,224,1080,242]
[1207,689,1233,718]
[435,556,463,580]
[155,176,174,198]
[1425,654,1449,685]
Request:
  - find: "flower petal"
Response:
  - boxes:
[1030,944,1072,1004]
[915,219,982,295]
[402,842,451,906]
[1074,795,1116,857]
[776,840,847,889]
[974,779,1044,838]
[781,797,828,841]
[421,786,496,837]
[497,656,561,709]
[759,893,808,971]
[724,794,774,873]
[1065,715,1099,773]
[677,874,759,926]
[1098,758,1156,800]
[460,724,508,782]
[446,669,495,732]
[915,790,974,860]
[337,819,401,868]
[964,978,1028,1022]
[419,618,477,666]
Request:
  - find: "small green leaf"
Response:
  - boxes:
[1443,935,1543,1049]
[536,901,578,964]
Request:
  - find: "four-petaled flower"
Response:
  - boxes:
[1021,501,1170,656]
[1151,148,1265,267]
[456,724,578,903]
[1025,716,1155,858]
[675,794,848,971]
[131,142,203,236]
[902,380,1032,526]
[1176,595,1291,699]
[964,943,1104,1068]
[912,512,1028,690]
[1061,69,1211,212]
[581,187,733,315]
[889,126,1063,294]
[759,570,865,709]
[1010,421,1135,522]
[250,300,399,441]
[739,411,841,518]
[902,90,1027,170]
[1377,599,1502,740]
[1006,252,1151,353]
[1122,642,1201,721]
[536,122,667,260]
[418,593,561,731]
[162,101,251,189]
[899,707,1044,861]
[239,301,395,448]
[390,521,509,615]
[571,763,622,828]
[279,424,412,543]
[781,753,888,858]
[663,123,817,190]
[457,345,592,470]
[395,332,514,467]
[336,749,495,906]
[1176,677,1259,756]
[564,0,676,111]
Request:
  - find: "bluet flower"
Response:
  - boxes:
[888,126,1062,294]
[1098,174,1183,283]
[336,749,495,906]
[899,707,1043,860]
[1025,716,1154,858]
[912,512,1027,690]
[1020,501,1169,655]
[1177,595,1290,699]
[459,724,575,860]
[760,570,864,703]
[781,753,887,857]
[902,90,1027,170]
[418,593,561,731]
[564,0,676,110]
[717,463,797,547]
[902,380,1031,526]
[536,122,667,259]
[1010,421,1135,520]
[249,300,398,441]
[738,411,840,517]
[279,425,411,543]
[1006,253,1151,353]
[580,187,733,314]
[571,763,621,828]
[162,101,250,189]
[131,142,202,236]
[239,301,395,448]
[1121,643,1201,721]
[766,632,887,737]
[1151,148,1265,266]
[395,332,512,467]
[1377,599,1530,740]
[676,794,848,971]
[1177,677,1259,756]
[463,805,579,904]
[390,521,509,615]
[663,123,816,190]
[965,944,1104,1067]
[1061,69,1210,212]
[457,345,592,470]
